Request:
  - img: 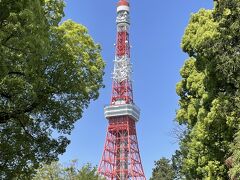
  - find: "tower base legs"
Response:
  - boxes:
[98,116,146,180]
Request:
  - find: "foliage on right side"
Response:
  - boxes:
[174,0,240,179]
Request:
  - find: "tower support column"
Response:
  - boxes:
[99,117,145,180]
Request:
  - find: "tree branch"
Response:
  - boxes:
[0,101,39,124]
[8,71,25,77]
[1,32,16,44]
[17,118,35,140]
[0,92,11,99]
[1,43,27,54]
[1,43,42,57]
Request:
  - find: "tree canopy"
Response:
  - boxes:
[150,157,175,180]
[175,0,240,179]
[33,161,105,180]
[0,0,105,179]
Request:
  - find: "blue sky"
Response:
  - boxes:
[60,0,213,179]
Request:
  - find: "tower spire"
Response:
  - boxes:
[112,0,132,105]
[98,1,146,179]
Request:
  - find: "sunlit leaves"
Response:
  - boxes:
[0,0,105,179]
[175,0,240,179]
[33,161,106,180]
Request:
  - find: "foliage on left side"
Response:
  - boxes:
[33,160,106,180]
[0,0,105,179]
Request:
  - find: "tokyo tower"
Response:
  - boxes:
[98,0,146,180]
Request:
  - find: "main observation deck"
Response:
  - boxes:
[104,103,140,122]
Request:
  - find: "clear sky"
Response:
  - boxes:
[60,0,213,179]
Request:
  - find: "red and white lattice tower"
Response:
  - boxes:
[98,1,146,180]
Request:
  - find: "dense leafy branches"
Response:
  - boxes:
[175,0,240,179]
[33,161,105,180]
[0,0,105,179]
[150,158,175,180]
[229,130,240,179]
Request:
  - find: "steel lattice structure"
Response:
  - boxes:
[98,1,146,180]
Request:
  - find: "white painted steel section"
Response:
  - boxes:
[104,104,140,122]
[116,10,130,24]
[117,5,130,12]
[117,25,129,32]
[112,56,132,82]
[113,9,131,83]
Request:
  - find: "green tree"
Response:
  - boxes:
[150,157,175,180]
[33,161,105,180]
[175,0,240,179]
[172,149,186,180]
[0,0,105,179]
[229,130,240,179]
